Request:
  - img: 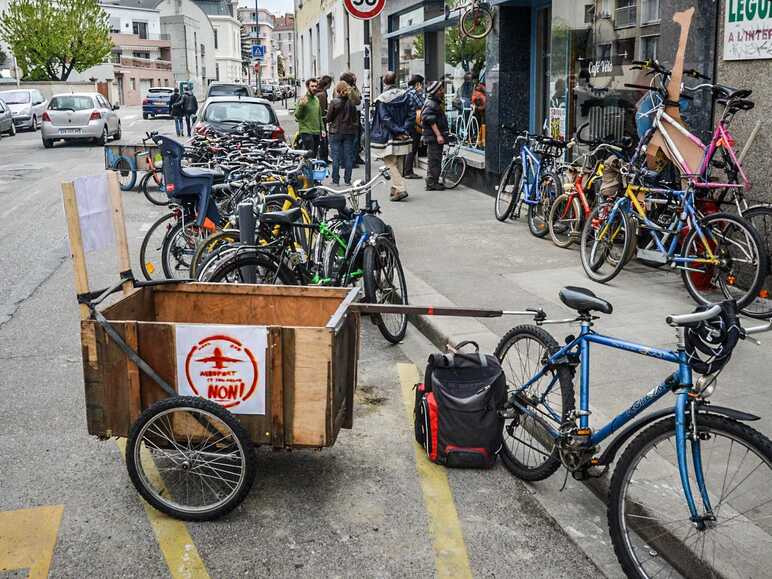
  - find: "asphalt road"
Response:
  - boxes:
[0,108,597,578]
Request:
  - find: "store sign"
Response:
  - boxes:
[176,325,268,415]
[343,0,385,20]
[588,59,613,77]
[724,0,772,60]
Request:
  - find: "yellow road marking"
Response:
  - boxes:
[116,439,210,579]
[0,505,63,578]
[397,363,474,579]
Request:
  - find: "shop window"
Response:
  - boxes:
[640,35,658,60]
[396,34,424,88]
[444,25,486,149]
[615,0,637,29]
[640,0,659,24]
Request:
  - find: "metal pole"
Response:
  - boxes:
[238,202,257,283]
[255,0,262,96]
[363,19,372,207]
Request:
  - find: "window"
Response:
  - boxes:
[109,17,121,33]
[640,35,658,60]
[597,0,612,18]
[133,51,150,60]
[201,43,205,56]
[614,37,635,64]
[49,96,96,111]
[615,0,637,28]
[203,101,273,124]
[584,4,594,23]
[214,29,218,49]
[597,43,612,61]
[640,0,659,23]
[132,21,148,39]
[130,78,136,91]
[216,63,220,81]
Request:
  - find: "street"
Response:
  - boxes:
[0,107,599,577]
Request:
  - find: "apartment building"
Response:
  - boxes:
[274,14,295,80]
[193,0,244,83]
[237,7,275,81]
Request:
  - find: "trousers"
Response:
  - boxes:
[426,143,444,185]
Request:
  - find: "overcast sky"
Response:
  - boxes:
[239,0,293,16]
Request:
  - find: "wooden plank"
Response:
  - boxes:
[269,328,284,448]
[327,286,361,331]
[82,320,106,436]
[289,328,332,447]
[153,282,350,299]
[341,313,360,430]
[136,322,177,411]
[99,321,132,437]
[107,171,133,296]
[124,322,142,424]
[62,182,90,320]
[282,328,295,447]
[101,286,154,322]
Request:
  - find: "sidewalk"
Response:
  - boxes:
[356,160,772,576]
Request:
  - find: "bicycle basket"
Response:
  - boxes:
[304,160,329,183]
[685,302,743,375]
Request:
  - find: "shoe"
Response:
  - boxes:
[344,181,351,185]
[332,181,340,185]
[404,173,421,180]
[426,182,446,191]
[390,191,409,202]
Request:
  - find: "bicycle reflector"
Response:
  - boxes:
[165,183,175,193]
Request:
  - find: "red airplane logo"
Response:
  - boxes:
[196,347,242,369]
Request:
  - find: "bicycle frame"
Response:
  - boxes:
[518,143,545,206]
[512,321,712,521]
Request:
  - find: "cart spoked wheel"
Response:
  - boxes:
[126,396,256,521]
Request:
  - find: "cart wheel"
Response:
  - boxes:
[125,396,256,521]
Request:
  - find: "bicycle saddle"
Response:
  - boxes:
[715,85,752,102]
[312,195,347,212]
[559,286,613,315]
[260,207,302,226]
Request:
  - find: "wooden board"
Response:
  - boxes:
[289,327,332,447]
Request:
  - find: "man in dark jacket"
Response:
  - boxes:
[169,88,183,136]
[403,74,425,179]
[421,81,449,191]
[181,88,198,137]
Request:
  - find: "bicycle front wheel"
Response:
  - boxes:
[441,154,466,189]
[460,4,493,39]
[608,413,772,579]
[681,212,767,310]
[549,192,582,248]
[139,211,176,280]
[140,172,168,206]
[363,236,408,344]
[528,171,560,238]
[495,160,522,222]
[740,204,772,318]
[580,202,634,283]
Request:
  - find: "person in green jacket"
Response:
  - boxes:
[294,78,325,157]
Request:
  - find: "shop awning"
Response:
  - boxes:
[383,12,459,40]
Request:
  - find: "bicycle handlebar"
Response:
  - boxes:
[666,305,722,327]
[314,167,390,198]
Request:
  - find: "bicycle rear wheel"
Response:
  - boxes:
[441,154,466,189]
[207,248,297,285]
[495,160,521,222]
[494,325,575,481]
[460,4,493,39]
[740,205,772,318]
[139,211,176,280]
[549,192,582,248]
[528,171,560,238]
[363,236,408,344]
[608,414,772,579]
[580,202,634,283]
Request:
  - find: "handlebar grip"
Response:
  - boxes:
[666,304,722,327]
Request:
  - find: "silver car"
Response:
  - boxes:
[41,92,121,148]
[0,99,15,137]
[0,89,48,131]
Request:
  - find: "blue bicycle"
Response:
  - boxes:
[494,130,564,238]
[495,287,772,578]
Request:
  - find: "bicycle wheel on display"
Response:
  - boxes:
[548,193,582,248]
[125,396,257,521]
[140,172,168,206]
[681,212,767,310]
[460,3,494,39]
[495,160,522,222]
[112,156,136,191]
[579,202,634,284]
[528,171,560,238]
[363,236,408,344]
[441,154,467,189]
[608,414,772,579]
[494,325,575,481]
[740,204,772,319]
[139,211,177,280]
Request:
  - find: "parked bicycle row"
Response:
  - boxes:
[136,128,409,344]
[494,59,772,320]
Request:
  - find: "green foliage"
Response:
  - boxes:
[412,35,425,59]
[445,27,485,76]
[0,46,7,66]
[0,0,112,81]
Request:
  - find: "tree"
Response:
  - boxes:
[0,0,112,81]
[445,27,485,77]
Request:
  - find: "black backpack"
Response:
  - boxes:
[414,341,507,468]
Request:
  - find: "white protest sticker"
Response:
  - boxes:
[73,174,115,253]
[175,324,267,415]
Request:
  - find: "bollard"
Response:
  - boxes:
[238,201,257,283]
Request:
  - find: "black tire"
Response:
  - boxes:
[139,211,176,280]
[528,171,560,238]
[190,229,240,278]
[143,113,149,120]
[42,138,53,149]
[608,414,772,579]
[579,202,634,283]
[460,4,494,39]
[9,121,16,136]
[207,248,297,285]
[114,122,122,141]
[97,125,108,146]
[494,325,575,481]
[125,396,257,521]
[140,171,168,206]
[363,236,408,344]
[495,160,521,222]
[112,156,136,191]
[162,221,211,280]
[31,115,38,131]
[681,212,767,310]
[740,204,772,319]
[549,192,582,248]
[441,155,466,189]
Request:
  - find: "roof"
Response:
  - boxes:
[49,92,102,98]
[203,95,272,106]
[192,0,234,17]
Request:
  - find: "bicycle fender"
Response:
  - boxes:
[596,404,760,466]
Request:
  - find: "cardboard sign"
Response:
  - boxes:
[175,324,267,415]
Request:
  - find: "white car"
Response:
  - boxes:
[0,89,48,131]
[41,92,121,148]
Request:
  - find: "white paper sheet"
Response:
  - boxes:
[73,174,115,253]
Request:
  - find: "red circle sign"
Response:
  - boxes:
[344,0,385,20]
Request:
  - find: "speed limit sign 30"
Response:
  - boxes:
[344,0,385,20]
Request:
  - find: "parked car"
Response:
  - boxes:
[0,89,48,131]
[195,96,284,140]
[142,87,174,119]
[257,84,278,101]
[205,83,253,99]
[41,93,121,148]
[0,99,16,137]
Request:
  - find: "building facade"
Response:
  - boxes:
[193,0,244,83]
[238,7,276,82]
[274,14,296,80]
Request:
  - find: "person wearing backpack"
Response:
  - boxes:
[181,88,198,137]
[326,81,358,185]
[169,88,183,136]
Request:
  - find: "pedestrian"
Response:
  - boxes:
[471,82,487,148]
[181,87,198,137]
[326,81,359,185]
[421,81,450,191]
[340,71,364,167]
[403,74,425,179]
[169,88,183,137]
[316,75,332,162]
[370,71,413,202]
[294,78,324,157]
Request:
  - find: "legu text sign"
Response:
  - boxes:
[176,324,268,415]
[344,0,385,20]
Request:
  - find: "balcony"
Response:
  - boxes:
[110,32,172,49]
[116,56,173,71]
[615,5,637,28]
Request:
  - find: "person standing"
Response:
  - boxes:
[370,71,413,202]
[403,74,425,179]
[339,72,363,165]
[326,81,358,185]
[169,88,183,137]
[294,78,324,157]
[316,75,332,162]
[421,81,449,191]
[181,88,198,137]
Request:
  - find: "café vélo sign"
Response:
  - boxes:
[724,0,772,60]
[344,0,385,20]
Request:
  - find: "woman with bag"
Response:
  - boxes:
[326,81,359,185]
